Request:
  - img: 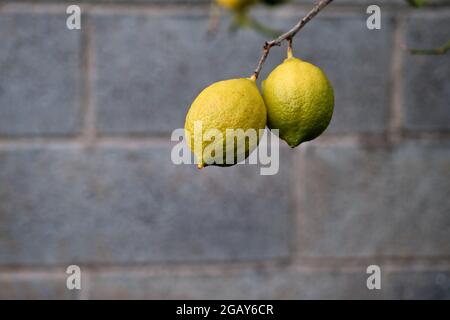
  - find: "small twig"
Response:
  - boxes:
[207,2,221,35]
[408,40,450,55]
[251,0,333,80]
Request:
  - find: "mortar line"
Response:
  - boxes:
[81,13,96,146]
[1,1,449,16]
[1,257,450,278]
[387,13,406,145]
[1,132,450,151]
[4,1,448,16]
[290,148,308,263]
[0,270,68,280]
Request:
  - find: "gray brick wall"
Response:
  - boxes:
[88,268,450,299]
[0,13,82,137]
[295,142,450,257]
[0,147,291,265]
[0,270,78,300]
[0,0,449,299]
[404,15,450,131]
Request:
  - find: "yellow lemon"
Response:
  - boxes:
[185,78,266,168]
[262,51,334,148]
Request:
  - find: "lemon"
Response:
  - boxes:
[185,78,266,168]
[262,51,334,148]
[216,0,257,11]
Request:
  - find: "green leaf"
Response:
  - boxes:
[231,11,282,37]
[406,0,428,8]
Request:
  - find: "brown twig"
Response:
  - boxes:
[251,0,334,80]
[207,2,221,35]
[408,40,450,55]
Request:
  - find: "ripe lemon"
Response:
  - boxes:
[262,51,334,148]
[185,78,267,168]
[216,0,257,11]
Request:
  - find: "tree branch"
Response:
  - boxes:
[251,0,334,80]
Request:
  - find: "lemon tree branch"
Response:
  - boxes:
[251,0,334,80]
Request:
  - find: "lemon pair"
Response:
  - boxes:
[184,49,334,168]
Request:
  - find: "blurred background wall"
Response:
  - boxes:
[0,0,449,299]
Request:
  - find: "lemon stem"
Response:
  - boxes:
[287,38,294,59]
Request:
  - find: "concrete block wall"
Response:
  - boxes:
[0,0,449,299]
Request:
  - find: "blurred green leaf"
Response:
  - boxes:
[406,0,428,8]
[232,11,282,37]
